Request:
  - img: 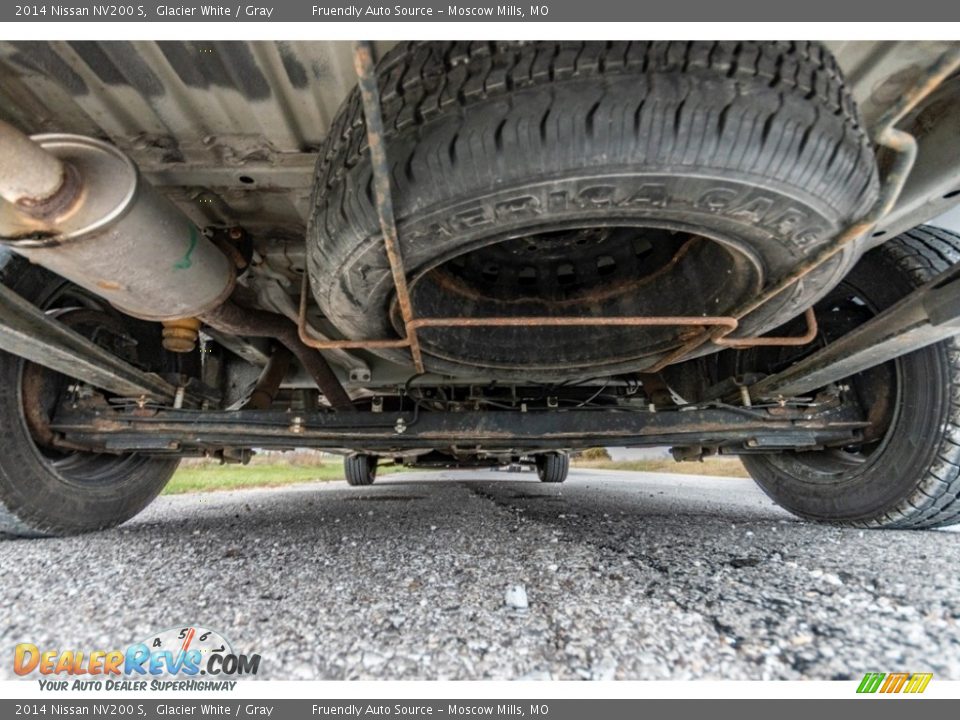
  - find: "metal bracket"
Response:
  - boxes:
[0,281,191,403]
[751,259,960,399]
[51,406,867,454]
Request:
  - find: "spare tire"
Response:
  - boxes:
[308,41,879,380]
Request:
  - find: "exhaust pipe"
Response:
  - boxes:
[0,120,351,410]
[200,302,352,410]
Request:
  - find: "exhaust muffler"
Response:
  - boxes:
[0,122,235,321]
[0,120,352,409]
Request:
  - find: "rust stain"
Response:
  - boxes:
[20,362,55,447]
[14,161,83,222]
[421,237,703,308]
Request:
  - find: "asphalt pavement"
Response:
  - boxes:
[2,469,959,680]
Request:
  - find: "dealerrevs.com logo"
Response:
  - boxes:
[14,626,260,691]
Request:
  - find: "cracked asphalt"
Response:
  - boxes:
[2,469,959,681]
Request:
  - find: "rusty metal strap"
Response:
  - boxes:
[298,265,817,352]
[353,41,425,372]
[715,308,818,348]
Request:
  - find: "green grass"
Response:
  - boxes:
[163,463,406,495]
[572,457,750,478]
[162,455,748,496]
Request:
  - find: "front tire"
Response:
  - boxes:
[344,454,378,486]
[0,252,178,537]
[536,453,570,483]
[742,226,960,529]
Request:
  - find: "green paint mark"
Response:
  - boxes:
[174,224,198,270]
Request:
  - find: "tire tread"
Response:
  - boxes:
[311,40,875,220]
[864,226,960,528]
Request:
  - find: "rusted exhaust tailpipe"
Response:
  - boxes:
[0,120,351,410]
[0,121,80,218]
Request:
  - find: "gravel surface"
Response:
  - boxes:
[2,469,960,681]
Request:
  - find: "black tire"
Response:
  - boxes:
[344,454,378,486]
[536,453,570,483]
[741,226,960,529]
[0,251,178,537]
[308,41,878,380]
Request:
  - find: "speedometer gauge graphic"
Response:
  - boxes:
[136,626,233,677]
